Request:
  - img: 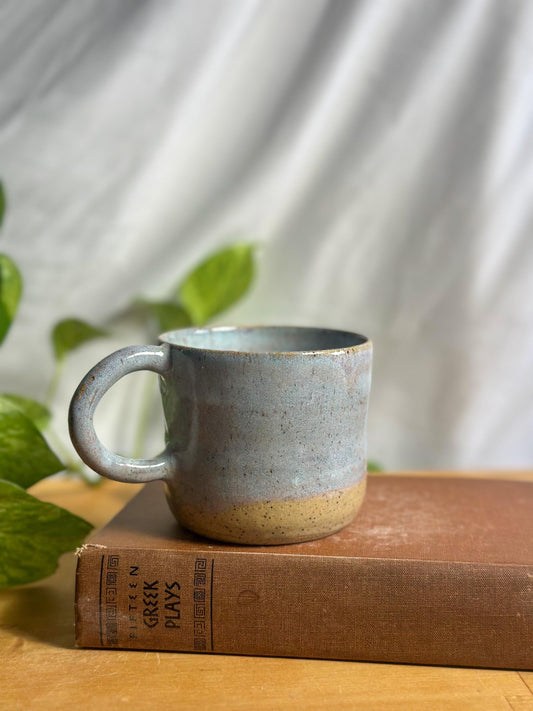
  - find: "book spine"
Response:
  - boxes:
[75,545,533,669]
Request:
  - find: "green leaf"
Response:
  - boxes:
[178,243,255,325]
[0,479,92,588]
[0,394,51,431]
[367,459,384,473]
[52,318,107,361]
[0,254,22,344]
[0,181,5,230]
[0,397,63,488]
[140,300,192,333]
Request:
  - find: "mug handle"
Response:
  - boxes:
[68,344,174,483]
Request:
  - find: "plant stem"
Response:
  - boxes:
[46,358,65,406]
[45,425,77,468]
[132,375,157,460]
[44,424,98,483]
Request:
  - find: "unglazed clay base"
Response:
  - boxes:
[168,478,367,545]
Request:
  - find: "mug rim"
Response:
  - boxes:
[158,325,372,356]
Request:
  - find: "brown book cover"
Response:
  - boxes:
[75,474,533,669]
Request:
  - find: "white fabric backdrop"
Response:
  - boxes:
[1,0,532,471]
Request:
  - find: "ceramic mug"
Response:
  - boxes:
[69,326,372,544]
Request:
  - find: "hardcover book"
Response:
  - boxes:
[75,474,533,669]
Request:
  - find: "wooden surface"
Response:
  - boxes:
[1,472,533,711]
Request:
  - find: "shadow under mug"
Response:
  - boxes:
[69,326,372,544]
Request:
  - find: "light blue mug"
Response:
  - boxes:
[69,326,372,544]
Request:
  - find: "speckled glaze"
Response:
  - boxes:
[69,326,372,544]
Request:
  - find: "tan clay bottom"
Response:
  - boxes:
[172,478,367,545]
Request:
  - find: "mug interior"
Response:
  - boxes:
[160,326,368,354]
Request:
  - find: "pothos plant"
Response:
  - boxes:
[0,180,256,589]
